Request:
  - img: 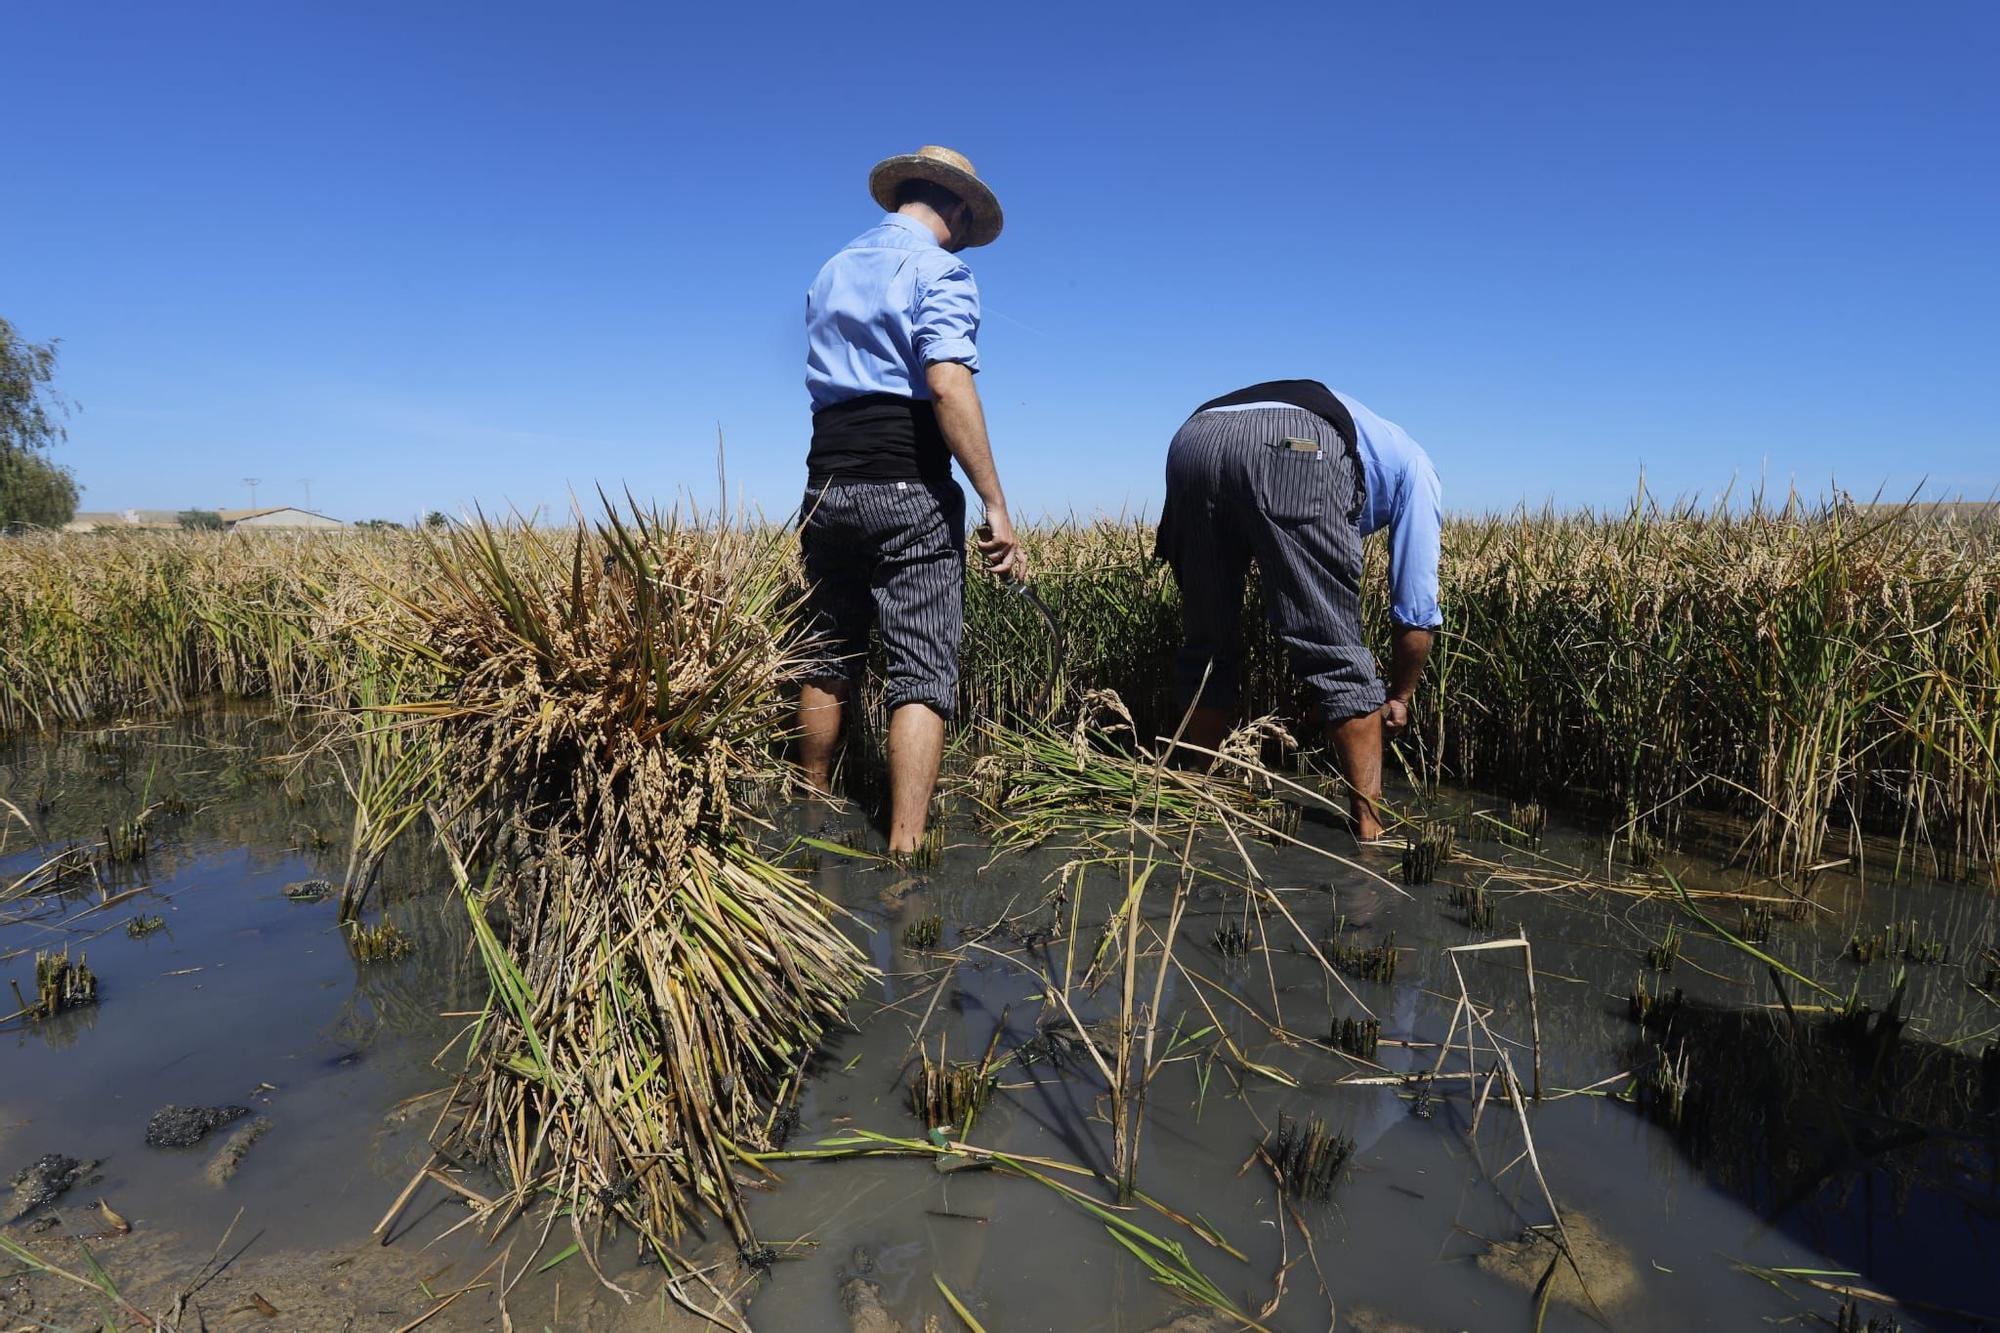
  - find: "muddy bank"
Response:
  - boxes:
[1,1228,747,1332]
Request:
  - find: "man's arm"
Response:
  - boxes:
[927,360,1022,579]
[1382,626,1433,736]
[1381,454,1443,737]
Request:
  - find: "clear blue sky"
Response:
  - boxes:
[6,1,1995,523]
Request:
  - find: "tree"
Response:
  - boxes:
[0,450,79,529]
[178,509,225,530]
[423,510,449,530]
[1,318,79,529]
[2,318,70,459]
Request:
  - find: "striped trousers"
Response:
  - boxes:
[1155,407,1383,721]
[799,478,966,719]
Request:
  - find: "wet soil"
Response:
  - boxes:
[4,710,1997,1330]
[145,1104,250,1149]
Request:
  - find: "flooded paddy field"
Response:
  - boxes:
[4,711,1998,1330]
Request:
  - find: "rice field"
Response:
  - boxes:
[4,497,1994,883]
[2,496,1996,1329]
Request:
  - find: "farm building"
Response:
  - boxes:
[216,507,350,530]
[62,509,182,532]
[62,507,350,533]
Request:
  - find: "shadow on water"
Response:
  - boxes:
[1628,984,1999,1321]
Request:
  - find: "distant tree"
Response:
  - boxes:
[0,450,80,529]
[423,510,448,530]
[358,518,404,530]
[177,509,225,530]
[1,318,70,459]
[0,318,79,528]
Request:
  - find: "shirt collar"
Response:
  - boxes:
[879,211,942,247]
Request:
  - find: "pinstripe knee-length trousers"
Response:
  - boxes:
[799,477,966,719]
[1155,407,1384,721]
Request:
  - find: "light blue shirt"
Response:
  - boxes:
[805,213,981,411]
[1213,392,1444,629]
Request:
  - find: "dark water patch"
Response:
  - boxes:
[1627,988,2000,1318]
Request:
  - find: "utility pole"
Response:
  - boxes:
[242,478,261,508]
[300,478,313,510]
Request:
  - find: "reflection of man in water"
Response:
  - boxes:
[794,146,1025,858]
[1156,379,1443,840]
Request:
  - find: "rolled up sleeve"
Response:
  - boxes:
[911,255,981,372]
[1387,458,1444,629]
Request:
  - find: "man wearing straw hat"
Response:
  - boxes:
[796,145,1023,858]
[1156,380,1443,842]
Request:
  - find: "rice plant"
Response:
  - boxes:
[902,914,943,951]
[1644,922,1683,971]
[1449,879,1495,929]
[1210,920,1248,959]
[17,948,97,1019]
[348,502,870,1248]
[1501,799,1546,848]
[1261,1114,1353,1201]
[907,1050,996,1134]
[346,918,412,963]
[1401,819,1454,884]
[1331,927,1399,984]
[1331,1014,1380,1060]
[1621,825,1664,868]
[1628,977,1683,1026]
[99,806,154,865]
[1643,1042,1694,1130]
[1888,918,1948,964]
[961,692,1278,852]
[897,825,946,871]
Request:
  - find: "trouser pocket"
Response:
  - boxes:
[1250,438,1333,526]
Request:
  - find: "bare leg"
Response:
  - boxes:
[1327,707,1386,841]
[886,703,947,856]
[797,679,850,794]
[1173,704,1232,767]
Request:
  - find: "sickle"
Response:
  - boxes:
[979,524,1067,718]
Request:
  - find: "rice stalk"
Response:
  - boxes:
[344,502,871,1251]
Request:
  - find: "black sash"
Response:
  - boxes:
[807,393,951,485]
[1194,379,1357,453]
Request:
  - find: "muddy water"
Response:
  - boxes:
[4,715,1996,1330]
[0,712,503,1327]
[748,808,2000,1331]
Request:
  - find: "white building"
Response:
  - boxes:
[61,507,351,533]
[216,507,350,531]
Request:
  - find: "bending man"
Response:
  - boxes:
[1156,379,1442,840]
[797,145,1023,856]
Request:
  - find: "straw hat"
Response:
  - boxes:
[868,145,1004,248]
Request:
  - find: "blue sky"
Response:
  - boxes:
[6,1,1995,523]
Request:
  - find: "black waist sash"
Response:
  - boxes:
[807,393,951,485]
[1194,379,1357,453]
